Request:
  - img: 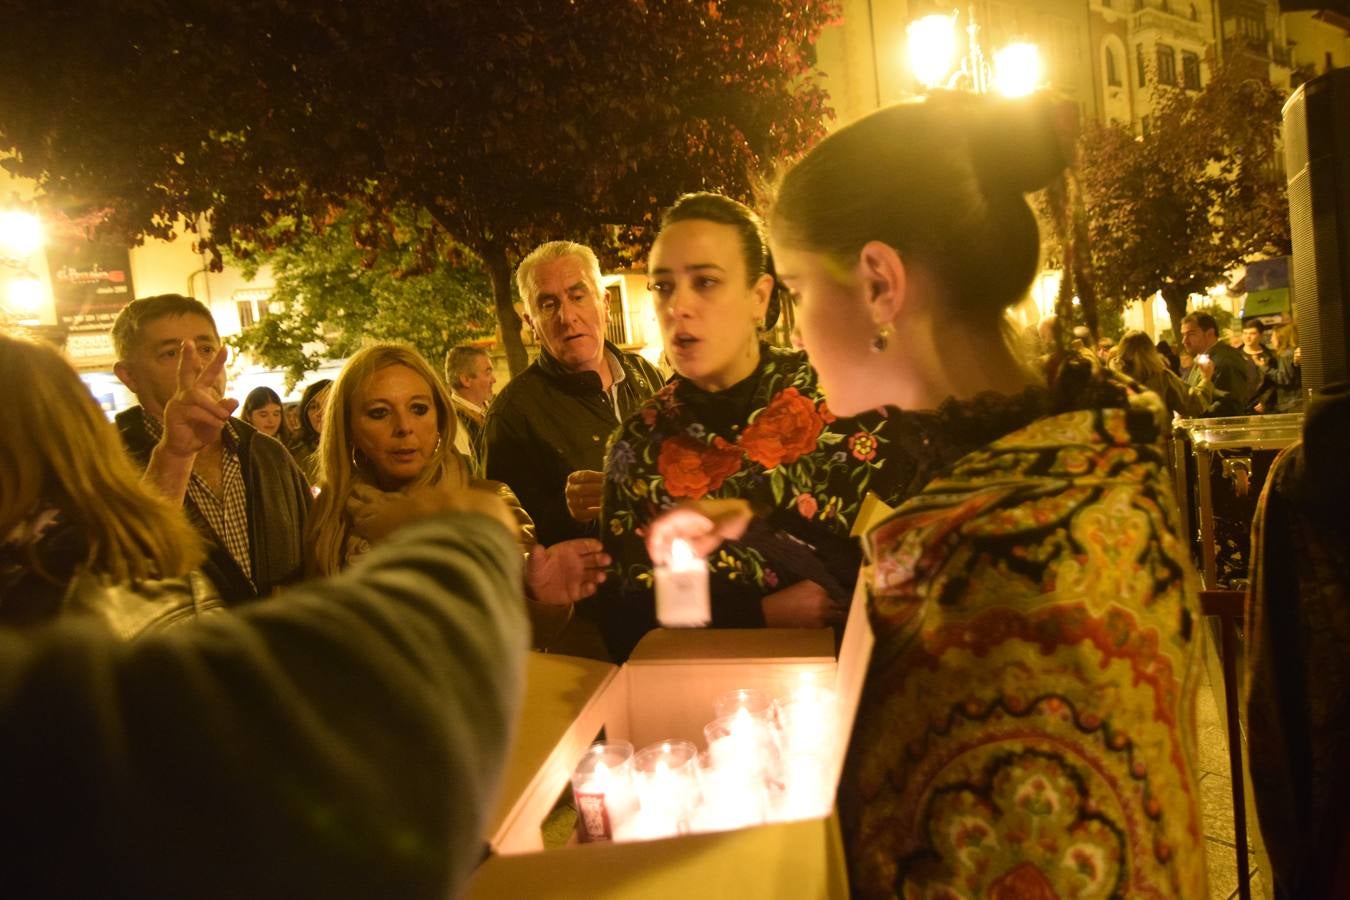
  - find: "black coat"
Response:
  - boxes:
[483,343,662,546]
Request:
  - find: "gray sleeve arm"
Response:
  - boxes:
[0,512,528,900]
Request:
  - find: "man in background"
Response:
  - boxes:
[1180,311,1253,418]
[483,241,661,547]
[444,344,496,475]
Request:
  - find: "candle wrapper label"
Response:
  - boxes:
[575,790,614,842]
[655,565,711,627]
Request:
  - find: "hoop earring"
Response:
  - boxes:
[871,324,893,353]
[352,447,368,471]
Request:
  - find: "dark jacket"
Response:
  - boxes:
[0,512,527,900]
[116,409,312,603]
[0,512,223,637]
[1186,341,1253,417]
[483,343,662,546]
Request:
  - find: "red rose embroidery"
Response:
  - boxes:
[640,404,658,427]
[658,434,742,499]
[738,387,824,469]
[848,431,877,462]
[818,401,836,424]
[795,493,819,519]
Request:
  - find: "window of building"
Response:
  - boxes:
[1181,51,1201,89]
[1106,46,1121,86]
[1137,44,1147,86]
[1157,44,1177,85]
[234,288,273,330]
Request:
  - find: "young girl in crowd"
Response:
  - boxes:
[241,385,294,445]
[649,93,1207,897]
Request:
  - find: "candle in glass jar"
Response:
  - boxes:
[629,740,699,839]
[655,537,710,628]
[570,741,636,843]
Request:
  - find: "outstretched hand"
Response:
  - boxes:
[527,539,611,606]
[159,342,237,458]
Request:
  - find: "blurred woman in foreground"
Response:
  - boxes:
[307,343,609,626]
[650,93,1207,897]
[0,334,219,635]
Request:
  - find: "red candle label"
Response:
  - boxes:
[575,790,613,842]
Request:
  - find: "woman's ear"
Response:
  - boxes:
[856,241,906,328]
[750,272,774,323]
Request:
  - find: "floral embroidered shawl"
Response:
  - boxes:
[843,390,1207,899]
[599,347,911,658]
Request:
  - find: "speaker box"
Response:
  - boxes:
[1283,68,1350,393]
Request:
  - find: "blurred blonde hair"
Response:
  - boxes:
[0,334,202,583]
[1113,330,1167,385]
[307,343,467,576]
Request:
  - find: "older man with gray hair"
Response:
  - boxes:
[483,241,662,551]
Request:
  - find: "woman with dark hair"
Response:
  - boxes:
[241,385,294,445]
[648,94,1206,896]
[291,378,332,482]
[599,192,910,661]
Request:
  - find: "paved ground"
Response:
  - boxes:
[1197,636,1267,900]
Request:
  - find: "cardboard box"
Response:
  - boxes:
[467,588,877,899]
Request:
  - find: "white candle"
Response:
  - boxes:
[630,740,699,839]
[655,537,710,628]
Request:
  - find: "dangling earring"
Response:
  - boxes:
[351,447,367,471]
[871,324,893,353]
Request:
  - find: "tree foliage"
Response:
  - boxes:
[229,202,494,388]
[0,0,836,374]
[1078,65,1290,338]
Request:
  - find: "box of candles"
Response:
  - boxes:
[466,583,877,898]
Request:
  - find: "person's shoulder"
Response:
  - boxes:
[486,363,547,412]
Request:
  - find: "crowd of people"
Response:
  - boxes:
[4,88,1326,897]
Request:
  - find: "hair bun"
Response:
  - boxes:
[958,93,1073,196]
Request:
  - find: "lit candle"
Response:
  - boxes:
[655,537,710,628]
[570,741,636,843]
[629,740,699,839]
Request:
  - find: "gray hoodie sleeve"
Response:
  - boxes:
[0,511,528,900]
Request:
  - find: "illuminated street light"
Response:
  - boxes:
[907,14,960,90]
[0,210,43,261]
[6,275,44,316]
[992,42,1043,98]
[904,7,1042,98]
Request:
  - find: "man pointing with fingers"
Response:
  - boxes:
[113,294,311,603]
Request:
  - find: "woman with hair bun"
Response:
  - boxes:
[599,192,913,661]
[648,95,1207,896]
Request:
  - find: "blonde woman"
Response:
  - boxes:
[307,343,608,609]
[1112,329,1202,421]
[0,335,219,636]
[1268,324,1304,413]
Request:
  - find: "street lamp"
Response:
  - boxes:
[906,7,1043,98]
[0,209,42,263]
[1,204,46,328]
